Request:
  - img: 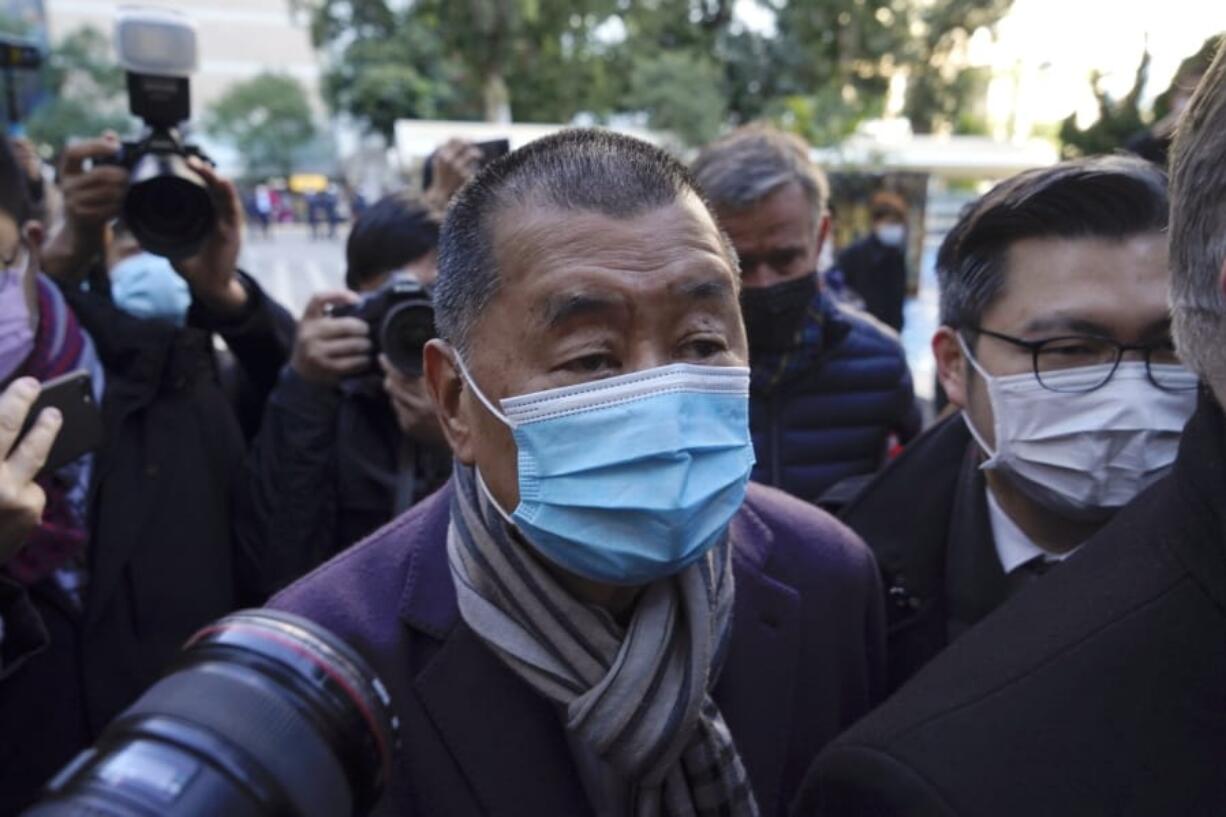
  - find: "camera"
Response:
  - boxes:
[23,610,400,817]
[100,9,215,261]
[328,275,436,377]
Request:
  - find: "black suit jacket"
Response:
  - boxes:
[840,415,1008,691]
[794,390,1226,817]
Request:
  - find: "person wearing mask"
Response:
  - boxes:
[797,44,1226,817]
[238,193,451,594]
[836,191,910,332]
[269,130,885,817]
[691,126,919,507]
[832,155,1196,693]
[0,135,295,812]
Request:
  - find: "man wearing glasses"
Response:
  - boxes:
[833,154,1198,691]
[797,44,1226,816]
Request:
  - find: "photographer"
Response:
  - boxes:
[238,192,451,595]
[0,134,295,813]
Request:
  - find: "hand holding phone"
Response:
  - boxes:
[16,370,104,475]
[0,377,63,566]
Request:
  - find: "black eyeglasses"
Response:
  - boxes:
[966,326,1197,393]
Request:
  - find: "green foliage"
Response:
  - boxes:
[628,51,727,147]
[308,0,1015,144]
[1058,50,1149,159]
[24,26,132,153]
[206,72,317,178]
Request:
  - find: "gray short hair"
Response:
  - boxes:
[936,155,1170,334]
[1170,39,1226,390]
[690,125,829,229]
[434,129,731,355]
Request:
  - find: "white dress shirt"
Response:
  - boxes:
[985,488,1080,574]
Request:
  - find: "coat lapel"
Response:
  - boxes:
[716,501,802,816]
[398,486,591,816]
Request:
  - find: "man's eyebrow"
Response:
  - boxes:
[1020,316,1113,336]
[675,277,733,301]
[540,292,626,329]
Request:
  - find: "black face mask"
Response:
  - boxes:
[740,273,818,354]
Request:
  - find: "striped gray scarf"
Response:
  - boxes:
[447,464,759,817]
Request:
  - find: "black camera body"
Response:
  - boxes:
[99,122,215,262]
[329,276,436,377]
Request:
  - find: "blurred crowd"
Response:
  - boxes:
[0,38,1224,817]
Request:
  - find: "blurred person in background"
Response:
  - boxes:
[836,191,910,333]
[238,192,451,595]
[799,43,1226,816]
[692,126,919,509]
[269,130,885,817]
[0,132,295,812]
[836,155,1197,693]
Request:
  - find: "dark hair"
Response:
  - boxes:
[0,138,32,226]
[344,192,440,290]
[435,128,728,353]
[937,155,1170,330]
[1169,37,1226,382]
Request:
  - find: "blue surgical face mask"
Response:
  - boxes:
[454,355,757,585]
[110,252,192,327]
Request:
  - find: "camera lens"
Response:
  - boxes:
[24,610,400,817]
[381,301,436,376]
[124,152,215,261]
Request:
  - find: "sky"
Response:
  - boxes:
[986,0,1226,130]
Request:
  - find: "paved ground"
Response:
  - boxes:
[239,224,347,319]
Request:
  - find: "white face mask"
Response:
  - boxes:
[958,334,1198,519]
[874,223,906,248]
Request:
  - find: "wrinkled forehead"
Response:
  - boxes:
[490,192,739,289]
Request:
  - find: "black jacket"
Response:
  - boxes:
[751,294,919,506]
[0,274,294,813]
[836,235,907,333]
[839,414,1008,691]
[794,390,1226,817]
[236,368,450,596]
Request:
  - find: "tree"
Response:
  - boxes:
[307,0,1016,142]
[206,73,317,179]
[628,51,727,147]
[23,26,131,153]
[1058,50,1149,159]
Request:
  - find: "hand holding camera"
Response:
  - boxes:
[40,136,129,284]
[291,292,373,386]
[0,378,62,567]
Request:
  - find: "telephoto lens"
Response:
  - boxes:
[23,610,400,817]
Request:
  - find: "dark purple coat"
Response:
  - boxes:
[270,480,886,817]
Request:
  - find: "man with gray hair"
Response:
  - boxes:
[267,129,886,816]
[794,42,1226,817]
[692,126,919,508]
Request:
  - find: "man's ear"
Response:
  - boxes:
[22,220,44,249]
[423,338,476,464]
[934,326,970,410]
[814,211,832,259]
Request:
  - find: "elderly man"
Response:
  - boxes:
[796,43,1226,817]
[840,155,1198,691]
[270,130,885,817]
[691,127,919,507]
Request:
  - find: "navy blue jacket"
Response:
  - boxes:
[270,480,886,817]
[750,294,919,504]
